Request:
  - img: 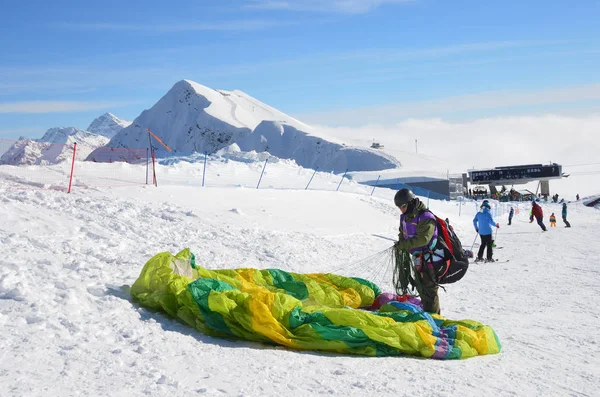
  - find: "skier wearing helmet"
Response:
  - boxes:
[473,200,500,263]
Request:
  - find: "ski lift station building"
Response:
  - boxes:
[466,163,565,196]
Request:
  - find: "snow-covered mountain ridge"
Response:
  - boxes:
[0,127,109,165]
[237,121,400,173]
[91,79,400,173]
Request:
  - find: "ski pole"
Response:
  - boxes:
[492,226,498,247]
[470,233,478,251]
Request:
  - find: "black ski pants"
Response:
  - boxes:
[536,217,547,231]
[563,216,571,228]
[477,234,493,261]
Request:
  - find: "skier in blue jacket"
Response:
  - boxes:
[473,200,500,263]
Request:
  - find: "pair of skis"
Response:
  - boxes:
[474,258,510,264]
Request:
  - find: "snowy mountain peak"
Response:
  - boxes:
[94,79,309,158]
[40,127,101,145]
[87,113,132,139]
[89,79,399,173]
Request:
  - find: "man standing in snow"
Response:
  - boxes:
[394,188,441,315]
[531,200,547,231]
[562,202,572,228]
[473,200,500,262]
[508,206,514,225]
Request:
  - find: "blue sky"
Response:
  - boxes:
[1,0,600,139]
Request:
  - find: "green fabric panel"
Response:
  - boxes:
[351,277,382,299]
[378,307,435,324]
[320,307,427,356]
[187,278,236,336]
[267,269,309,300]
[269,292,304,330]
[289,323,361,353]
[288,306,304,329]
[296,311,408,356]
[444,345,462,360]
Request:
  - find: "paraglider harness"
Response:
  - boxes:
[393,210,470,296]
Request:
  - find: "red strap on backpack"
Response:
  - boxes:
[435,216,454,256]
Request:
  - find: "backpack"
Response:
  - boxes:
[421,210,470,284]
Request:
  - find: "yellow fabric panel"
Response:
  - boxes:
[247,292,300,348]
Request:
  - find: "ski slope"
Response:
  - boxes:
[1,161,599,397]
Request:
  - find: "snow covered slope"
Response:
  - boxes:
[1,162,599,396]
[237,120,400,173]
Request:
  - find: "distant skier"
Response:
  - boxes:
[576,193,580,201]
[473,200,500,263]
[508,206,514,225]
[562,202,572,228]
[531,200,547,231]
[549,213,557,227]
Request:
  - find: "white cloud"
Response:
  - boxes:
[307,113,600,176]
[0,100,141,114]
[299,84,600,126]
[245,0,412,14]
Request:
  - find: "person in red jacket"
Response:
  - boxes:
[531,200,547,231]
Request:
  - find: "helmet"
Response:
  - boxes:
[394,188,416,207]
[480,201,491,209]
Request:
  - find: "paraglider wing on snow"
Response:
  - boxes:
[131,249,501,359]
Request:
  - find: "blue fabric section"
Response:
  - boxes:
[473,208,497,235]
[385,301,464,359]
[386,301,438,330]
